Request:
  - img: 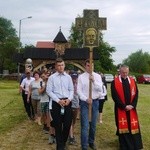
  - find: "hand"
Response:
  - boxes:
[125,105,134,111]
[86,98,92,104]
[58,100,66,107]
[64,99,71,106]
[19,88,22,93]
[89,74,94,82]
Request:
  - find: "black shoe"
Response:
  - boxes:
[89,143,97,150]
[68,136,76,145]
[82,148,88,150]
[64,145,68,150]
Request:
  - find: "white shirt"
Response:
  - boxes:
[77,72,103,101]
[40,82,49,103]
[20,77,35,94]
[99,85,107,99]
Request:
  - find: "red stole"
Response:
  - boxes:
[114,76,139,134]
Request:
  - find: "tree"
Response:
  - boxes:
[68,23,83,48]
[24,44,35,49]
[96,40,116,72]
[0,17,19,73]
[123,50,150,73]
[68,23,116,72]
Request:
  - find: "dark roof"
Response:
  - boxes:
[14,47,100,63]
[24,48,56,59]
[53,29,67,43]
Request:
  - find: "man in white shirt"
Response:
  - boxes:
[77,59,103,150]
[20,69,35,119]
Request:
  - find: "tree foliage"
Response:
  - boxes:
[0,17,19,73]
[68,23,83,48]
[123,50,150,73]
[68,23,116,72]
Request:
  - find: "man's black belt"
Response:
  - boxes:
[59,98,68,100]
[93,98,99,101]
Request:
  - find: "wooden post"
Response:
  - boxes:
[88,46,93,122]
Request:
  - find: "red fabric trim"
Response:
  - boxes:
[130,110,139,134]
[114,77,139,134]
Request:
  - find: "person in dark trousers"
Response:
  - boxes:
[68,72,79,145]
[111,65,143,150]
[19,71,27,112]
[46,58,74,150]
[98,73,107,124]
[20,68,35,119]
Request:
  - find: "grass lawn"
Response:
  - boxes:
[0,80,149,150]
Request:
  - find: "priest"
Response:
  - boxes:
[111,65,143,150]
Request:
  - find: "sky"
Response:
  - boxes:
[0,0,150,65]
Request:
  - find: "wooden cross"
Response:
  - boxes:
[75,9,107,121]
[75,9,107,47]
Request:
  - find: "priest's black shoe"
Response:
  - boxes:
[89,143,97,150]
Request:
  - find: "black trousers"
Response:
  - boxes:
[99,99,105,113]
[22,92,26,111]
[51,101,72,150]
[23,94,34,119]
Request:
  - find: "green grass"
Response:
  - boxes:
[0,80,26,133]
[0,80,149,149]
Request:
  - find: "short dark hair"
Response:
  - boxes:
[33,70,41,76]
[55,57,64,65]
[84,59,93,65]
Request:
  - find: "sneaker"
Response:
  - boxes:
[53,135,56,143]
[64,145,68,150]
[48,134,56,144]
[68,137,74,145]
[89,143,97,150]
[68,136,76,145]
[37,120,42,126]
[48,135,54,144]
[82,148,88,150]
[34,118,38,123]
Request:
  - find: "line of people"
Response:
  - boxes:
[19,58,143,150]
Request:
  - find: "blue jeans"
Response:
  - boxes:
[80,99,99,149]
